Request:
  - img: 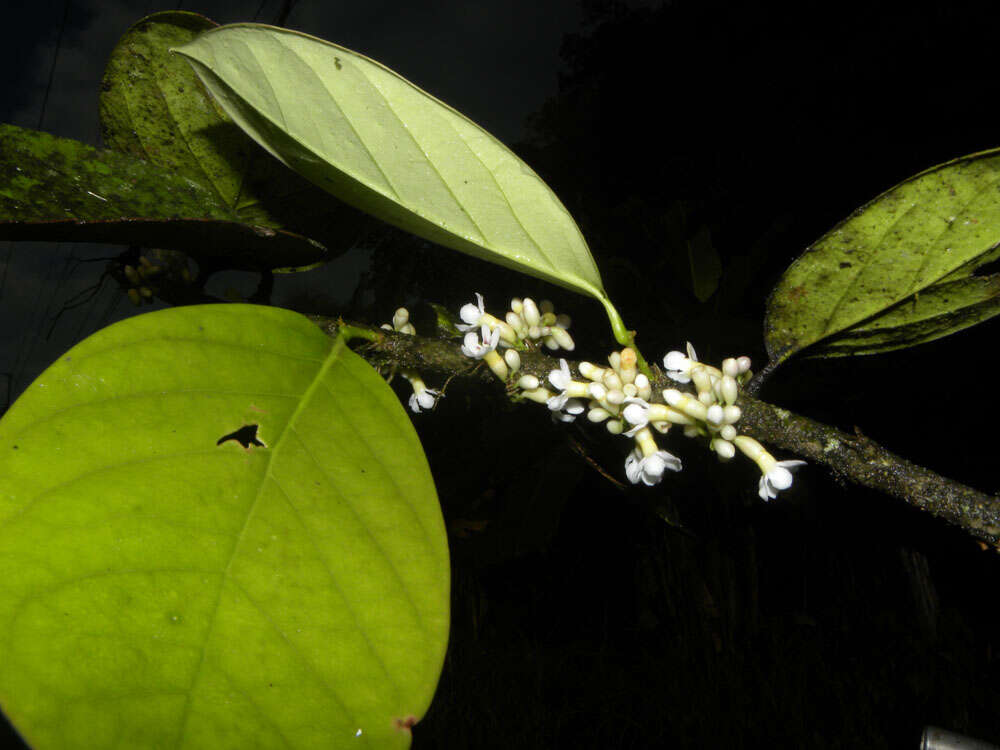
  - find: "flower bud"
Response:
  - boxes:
[505,311,526,336]
[712,438,736,460]
[588,382,608,401]
[663,388,709,421]
[543,335,560,350]
[706,404,724,425]
[737,356,752,374]
[607,351,622,371]
[720,374,739,405]
[521,387,552,403]
[579,361,604,381]
[539,299,555,315]
[606,419,624,435]
[392,307,409,330]
[504,349,521,373]
[722,358,740,377]
[690,365,714,399]
[605,389,625,406]
[484,351,508,381]
[510,298,523,315]
[723,405,742,424]
[588,406,612,423]
[518,374,540,390]
[522,297,541,326]
[635,373,652,400]
[720,424,737,442]
[548,326,575,351]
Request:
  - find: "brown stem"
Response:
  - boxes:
[307,314,1000,548]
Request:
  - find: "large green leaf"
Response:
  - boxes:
[172,25,629,338]
[0,304,449,749]
[765,149,1000,362]
[100,11,367,264]
[0,123,328,272]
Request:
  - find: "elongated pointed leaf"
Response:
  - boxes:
[172,25,609,304]
[765,149,1000,362]
[0,304,449,749]
[0,123,327,271]
[100,12,366,266]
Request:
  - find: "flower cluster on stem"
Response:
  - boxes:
[402,294,806,499]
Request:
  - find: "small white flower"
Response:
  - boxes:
[546,391,570,412]
[758,460,807,501]
[549,397,585,422]
[622,397,651,437]
[458,293,486,331]
[408,388,441,413]
[404,374,441,413]
[663,342,698,383]
[461,325,500,358]
[548,358,573,391]
[733,436,806,501]
[624,447,682,486]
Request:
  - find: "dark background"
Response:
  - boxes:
[3,1,1000,747]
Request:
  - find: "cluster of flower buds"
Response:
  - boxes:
[448,295,806,500]
[458,293,575,355]
[122,252,194,306]
[381,308,441,413]
[655,342,803,499]
[660,342,751,461]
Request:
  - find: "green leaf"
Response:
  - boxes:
[100,11,244,208]
[172,25,629,339]
[0,304,449,749]
[765,149,1000,362]
[0,123,328,272]
[99,12,367,267]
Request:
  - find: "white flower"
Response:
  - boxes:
[408,387,441,413]
[403,373,441,413]
[663,342,698,383]
[548,358,573,391]
[733,436,806,501]
[461,325,500,358]
[758,460,807,501]
[549,397,585,422]
[624,447,682,486]
[622,398,651,437]
[458,292,486,331]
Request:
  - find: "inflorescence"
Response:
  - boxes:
[383,294,805,501]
